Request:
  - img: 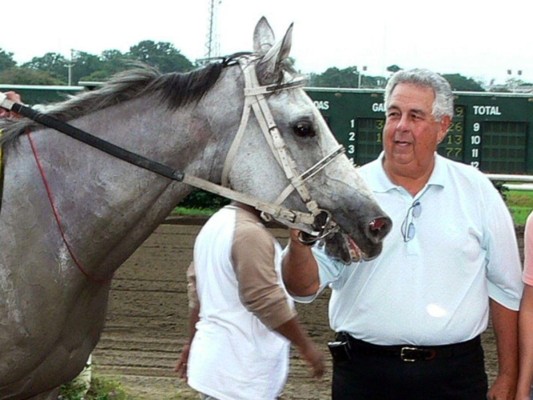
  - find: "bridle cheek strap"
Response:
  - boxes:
[220,58,345,232]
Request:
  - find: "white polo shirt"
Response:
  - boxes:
[309,153,523,346]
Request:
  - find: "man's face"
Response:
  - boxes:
[382,82,450,179]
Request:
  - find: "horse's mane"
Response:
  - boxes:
[0,60,228,146]
[0,52,299,147]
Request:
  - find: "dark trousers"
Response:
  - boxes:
[331,336,488,400]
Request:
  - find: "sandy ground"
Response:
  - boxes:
[92,218,524,399]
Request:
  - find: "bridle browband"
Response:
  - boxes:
[0,56,345,238]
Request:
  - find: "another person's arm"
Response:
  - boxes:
[516,285,533,400]
[274,316,325,378]
[281,229,320,297]
[516,213,533,400]
[175,262,199,379]
[234,225,325,378]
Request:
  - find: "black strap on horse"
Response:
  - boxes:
[0,93,323,228]
[2,99,185,182]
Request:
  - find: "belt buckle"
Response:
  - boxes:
[400,346,436,362]
[400,347,418,362]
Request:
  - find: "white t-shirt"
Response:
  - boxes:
[187,206,294,400]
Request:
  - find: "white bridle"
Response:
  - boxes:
[216,56,344,234]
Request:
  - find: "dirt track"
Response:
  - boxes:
[92,218,524,399]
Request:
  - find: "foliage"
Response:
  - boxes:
[2,43,529,91]
[2,40,195,86]
[386,64,401,73]
[442,73,484,91]
[507,190,533,226]
[0,67,62,85]
[309,66,386,88]
[0,48,16,72]
[22,52,69,82]
[178,189,230,210]
[59,376,130,400]
[128,40,194,73]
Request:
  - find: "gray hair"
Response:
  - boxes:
[384,69,454,121]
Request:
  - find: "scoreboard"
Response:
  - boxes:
[306,88,533,174]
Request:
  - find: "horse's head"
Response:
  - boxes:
[218,17,392,261]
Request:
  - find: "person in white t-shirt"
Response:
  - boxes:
[282,69,523,400]
[176,201,325,400]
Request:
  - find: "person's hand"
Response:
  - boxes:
[298,340,326,379]
[0,91,22,119]
[487,372,516,400]
[174,343,191,380]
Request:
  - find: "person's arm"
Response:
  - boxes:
[488,299,518,400]
[233,223,326,378]
[175,261,199,379]
[281,229,320,297]
[274,316,325,378]
[516,284,533,400]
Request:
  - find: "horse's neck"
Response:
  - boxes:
[2,99,220,280]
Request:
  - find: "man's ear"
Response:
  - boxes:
[437,115,452,144]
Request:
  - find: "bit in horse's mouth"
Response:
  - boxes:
[345,235,363,262]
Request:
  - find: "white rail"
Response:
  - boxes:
[487,174,533,191]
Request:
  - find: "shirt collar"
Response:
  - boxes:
[366,152,447,194]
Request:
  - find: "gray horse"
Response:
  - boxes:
[0,17,390,399]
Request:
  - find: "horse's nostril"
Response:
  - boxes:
[369,217,392,238]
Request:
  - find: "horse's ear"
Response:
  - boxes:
[253,17,275,55]
[257,22,293,84]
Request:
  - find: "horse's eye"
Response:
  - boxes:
[293,121,316,138]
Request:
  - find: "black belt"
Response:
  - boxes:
[337,332,481,362]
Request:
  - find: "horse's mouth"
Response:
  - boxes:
[316,233,354,264]
[345,235,363,262]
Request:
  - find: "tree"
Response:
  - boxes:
[309,66,387,89]
[22,52,69,83]
[442,73,484,91]
[69,51,105,84]
[0,49,17,72]
[0,67,62,85]
[386,65,401,73]
[309,66,359,88]
[127,40,194,73]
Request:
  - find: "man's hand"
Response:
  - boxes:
[487,372,516,400]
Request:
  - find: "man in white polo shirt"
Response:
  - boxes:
[282,69,523,400]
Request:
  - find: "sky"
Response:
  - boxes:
[2,0,532,85]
